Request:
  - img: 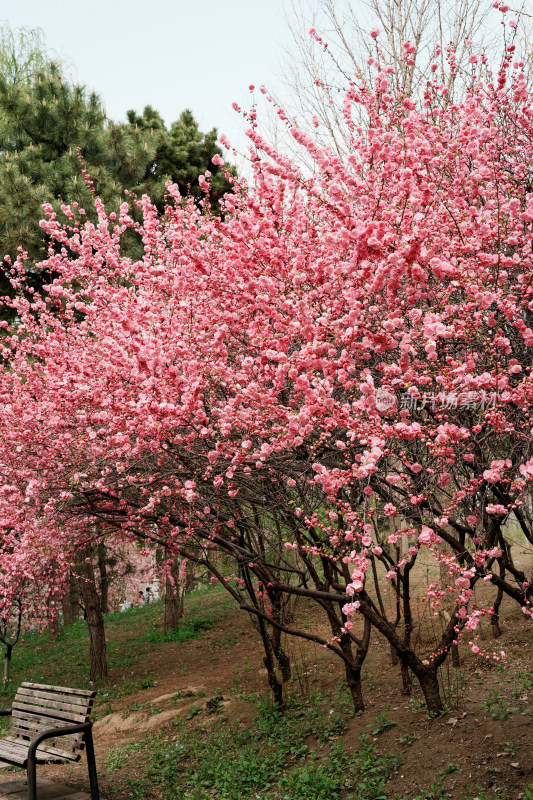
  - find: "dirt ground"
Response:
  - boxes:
[3,591,532,799]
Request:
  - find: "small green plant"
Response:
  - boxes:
[442,763,460,774]
[511,669,533,697]
[185,704,203,720]
[371,712,398,735]
[480,689,518,720]
[121,701,144,718]
[398,733,414,746]
[170,691,185,705]
[503,741,516,756]
[409,698,427,713]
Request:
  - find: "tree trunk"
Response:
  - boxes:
[258,616,284,709]
[3,644,13,687]
[491,565,505,638]
[270,591,291,682]
[417,668,443,715]
[97,544,109,615]
[77,551,107,681]
[451,643,461,668]
[62,572,80,626]
[401,661,412,695]
[345,664,365,713]
[164,557,183,633]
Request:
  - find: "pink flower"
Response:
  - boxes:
[486,504,507,515]
[483,469,500,483]
[370,28,380,39]
[418,525,435,546]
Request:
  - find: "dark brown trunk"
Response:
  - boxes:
[274,646,291,682]
[77,551,107,681]
[401,567,413,695]
[270,592,291,682]
[62,572,80,626]
[334,610,370,713]
[265,654,284,708]
[451,643,461,668]
[164,557,183,633]
[417,669,443,715]
[491,565,505,638]
[258,616,284,708]
[345,664,365,713]
[97,544,109,615]
[401,661,412,694]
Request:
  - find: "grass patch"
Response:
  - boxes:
[119,695,401,800]
[142,617,212,644]
[0,586,223,708]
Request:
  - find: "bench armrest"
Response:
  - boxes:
[28,720,92,761]
[0,708,11,717]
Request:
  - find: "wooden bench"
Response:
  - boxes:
[0,682,99,800]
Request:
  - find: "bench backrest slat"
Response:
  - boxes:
[7,683,95,751]
[17,687,92,708]
[21,683,96,698]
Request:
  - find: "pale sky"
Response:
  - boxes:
[3,0,298,155]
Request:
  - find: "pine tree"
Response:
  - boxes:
[121,106,232,210]
[0,26,233,317]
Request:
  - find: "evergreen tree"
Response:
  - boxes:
[120,106,232,210]
[0,26,233,316]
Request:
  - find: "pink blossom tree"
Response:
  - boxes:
[1,32,533,712]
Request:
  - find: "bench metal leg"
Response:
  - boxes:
[85,728,100,800]
[26,753,37,800]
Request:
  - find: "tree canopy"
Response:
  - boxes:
[1,8,533,715]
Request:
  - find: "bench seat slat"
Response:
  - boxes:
[8,726,81,752]
[0,737,78,766]
[3,736,79,762]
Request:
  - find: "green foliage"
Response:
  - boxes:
[142,617,212,644]
[121,106,233,211]
[120,705,400,800]
[480,689,518,720]
[511,668,533,697]
[103,741,145,774]
[0,24,233,318]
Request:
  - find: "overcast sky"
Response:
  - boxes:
[3,0,297,154]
